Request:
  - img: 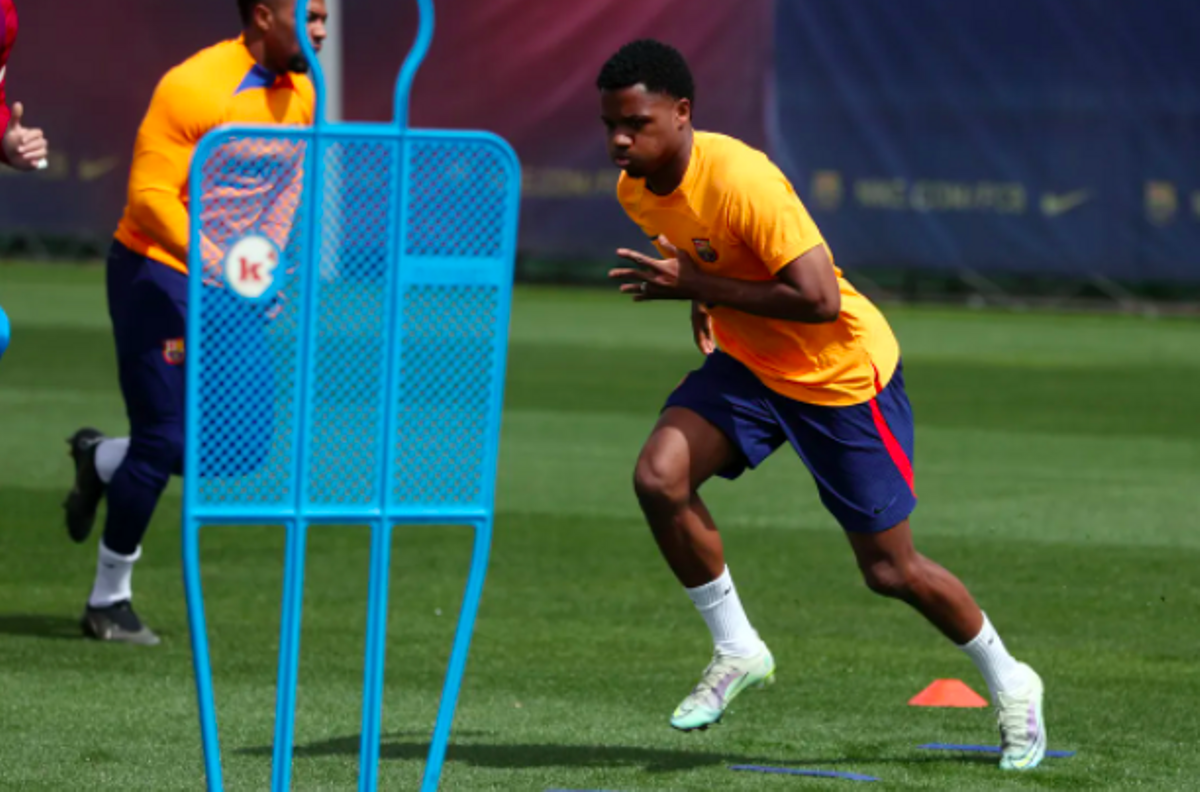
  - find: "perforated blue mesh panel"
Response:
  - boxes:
[184,11,522,792]
[406,142,510,258]
[187,129,518,519]
[193,134,309,508]
[305,140,399,506]
[393,284,499,507]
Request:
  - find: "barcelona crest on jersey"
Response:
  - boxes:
[692,238,718,263]
[163,338,186,366]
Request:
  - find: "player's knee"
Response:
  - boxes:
[861,558,923,601]
[132,425,185,474]
[633,451,689,512]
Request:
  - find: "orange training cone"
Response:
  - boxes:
[908,679,989,708]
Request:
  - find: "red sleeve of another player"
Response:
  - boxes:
[0,0,15,164]
[0,99,10,168]
[0,97,9,165]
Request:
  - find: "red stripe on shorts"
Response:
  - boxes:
[870,363,915,495]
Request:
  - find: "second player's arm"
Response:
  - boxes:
[126,158,191,265]
[125,72,215,265]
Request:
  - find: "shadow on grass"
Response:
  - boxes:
[238,733,996,773]
[0,613,82,640]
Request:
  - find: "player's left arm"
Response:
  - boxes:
[257,140,306,249]
[611,168,841,323]
[126,70,215,264]
[612,239,839,323]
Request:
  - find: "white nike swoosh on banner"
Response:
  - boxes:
[1040,190,1091,217]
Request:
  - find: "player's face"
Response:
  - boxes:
[600,86,690,180]
[261,0,329,74]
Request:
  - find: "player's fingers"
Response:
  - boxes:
[608,267,650,282]
[18,135,47,157]
[21,143,48,163]
[621,282,666,301]
[633,282,688,302]
[18,132,47,151]
[8,102,23,129]
[661,237,697,267]
[615,248,666,271]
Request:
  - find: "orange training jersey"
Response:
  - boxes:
[617,131,899,407]
[114,36,315,274]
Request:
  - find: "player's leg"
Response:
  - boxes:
[846,520,983,642]
[846,522,1046,770]
[63,245,137,542]
[781,362,1046,770]
[80,244,187,645]
[634,351,785,730]
[634,407,732,588]
[64,427,115,542]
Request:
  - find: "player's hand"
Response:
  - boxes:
[691,301,716,355]
[2,103,49,171]
[609,236,710,302]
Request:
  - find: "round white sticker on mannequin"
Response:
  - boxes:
[225,235,281,300]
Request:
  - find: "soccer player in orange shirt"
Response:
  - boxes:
[61,0,327,645]
[599,40,1047,770]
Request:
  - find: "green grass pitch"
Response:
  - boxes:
[0,263,1198,790]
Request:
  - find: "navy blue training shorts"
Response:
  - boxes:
[665,350,917,533]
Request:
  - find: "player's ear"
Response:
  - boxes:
[252,1,274,33]
[675,98,692,129]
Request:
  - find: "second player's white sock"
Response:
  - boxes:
[95,438,130,484]
[959,613,1030,699]
[686,566,765,658]
[88,541,141,608]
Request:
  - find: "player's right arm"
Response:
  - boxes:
[125,69,219,265]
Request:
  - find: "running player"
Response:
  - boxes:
[599,39,1047,771]
[62,0,327,645]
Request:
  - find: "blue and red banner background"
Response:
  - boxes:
[2,0,1197,281]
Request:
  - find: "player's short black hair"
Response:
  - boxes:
[596,39,695,104]
[237,0,279,25]
[237,0,258,25]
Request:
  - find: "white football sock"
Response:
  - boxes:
[959,613,1030,699]
[88,541,141,608]
[685,566,765,658]
[95,437,130,484]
